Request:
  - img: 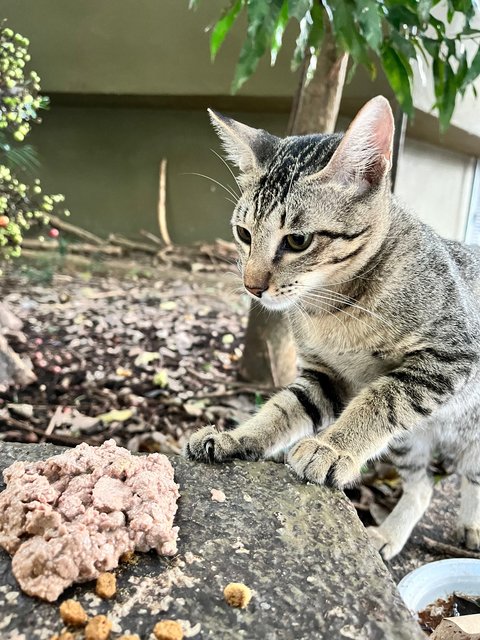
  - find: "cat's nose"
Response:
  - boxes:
[245,283,268,298]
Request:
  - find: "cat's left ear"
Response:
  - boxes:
[208,109,277,173]
[318,96,394,192]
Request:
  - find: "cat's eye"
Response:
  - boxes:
[286,233,313,251]
[236,226,251,244]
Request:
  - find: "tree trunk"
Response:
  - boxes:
[240,31,348,387]
[287,31,348,135]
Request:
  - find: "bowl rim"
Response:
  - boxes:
[397,558,480,612]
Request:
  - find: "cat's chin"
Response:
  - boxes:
[256,296,294,312]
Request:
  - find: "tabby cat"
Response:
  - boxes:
[185,96,480,559]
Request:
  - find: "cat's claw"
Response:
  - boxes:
[184,425,245,462]
[287,437,360,489]
[204,439,215,462]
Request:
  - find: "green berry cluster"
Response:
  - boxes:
[0,24,67,267]
[0,26,47,141]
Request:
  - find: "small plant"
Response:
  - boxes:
[0,24,68,269]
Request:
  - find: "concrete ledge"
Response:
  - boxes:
[0,443,423,639]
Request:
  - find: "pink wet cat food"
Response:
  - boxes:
[0,439,179,601]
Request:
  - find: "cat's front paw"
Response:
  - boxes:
[184,425,252,463]
[287,437,360,488]
[366,526,404,560]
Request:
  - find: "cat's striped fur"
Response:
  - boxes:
[185,97,480,559]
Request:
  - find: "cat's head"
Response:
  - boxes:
[210,96,394,311]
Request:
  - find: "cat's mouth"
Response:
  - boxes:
[253,292,295,311]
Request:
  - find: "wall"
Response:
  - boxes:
[395,139,475,241]
[29,107,288,243]
[0,0,391,100]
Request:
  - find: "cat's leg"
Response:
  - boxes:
[367,435,433,559]
[185,368,344,462]
[458,476,480,550]
[287,348,475,488]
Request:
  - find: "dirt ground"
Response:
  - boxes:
[0,249,258,453]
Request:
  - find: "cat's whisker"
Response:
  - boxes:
[300,293,386,341]
[294,285,397,334]
[185,172,239,202]
[326,255,387,287]
[210,148,243,197]
[297,296,349,333]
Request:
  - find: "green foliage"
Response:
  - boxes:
[0,24,68,267]
[193,0,480,130]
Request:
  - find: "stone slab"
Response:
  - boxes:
[0,442,423,639]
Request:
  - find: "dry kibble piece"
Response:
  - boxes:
[96,572,116,599]
[223,582,252,608]
[153,619,184,640]
[59,599,88,626]
[85,615,112,640]
[118,636,141,640]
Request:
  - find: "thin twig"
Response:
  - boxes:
[158,159,172,246]
[140,230,164,246]
[43,406,63,440]
[108,234,158,255]
[2,414,86,446]
[48,214,104,245]
[21,239,122,256]
[423,536,480,559]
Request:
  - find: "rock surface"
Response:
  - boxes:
[0,442,423,639]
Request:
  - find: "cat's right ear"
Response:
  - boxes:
[313,96,394,192]
[208,109,276,173]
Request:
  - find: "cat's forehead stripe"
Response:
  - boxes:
[252,134,341,223]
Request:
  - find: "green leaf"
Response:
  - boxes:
[390,30,416,63]
[437,61,457,132]
[134,351,161,367]
[422,36,440,59]
[385,5,420,31]
[381,44,413,115]
[418,0,433,23]
[446,0,475,21]
[307,1,324,51]
[153,369,169,387]
[287,0,312,21]
[331,0,375,77]
[292,12,311,69]
[292,3,324,70]
[210,0,244,61]
[456,50,468,95]
[98,409,134,424]
[428,15,446,38]
[462,46,480,90]
[354,0,383,53]
[271,0,289,65]
[232,0,285,92]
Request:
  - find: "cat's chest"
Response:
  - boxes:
[292,314,402,390]
[318,349,397,389]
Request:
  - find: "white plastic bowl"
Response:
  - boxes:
[397,558,480,612]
